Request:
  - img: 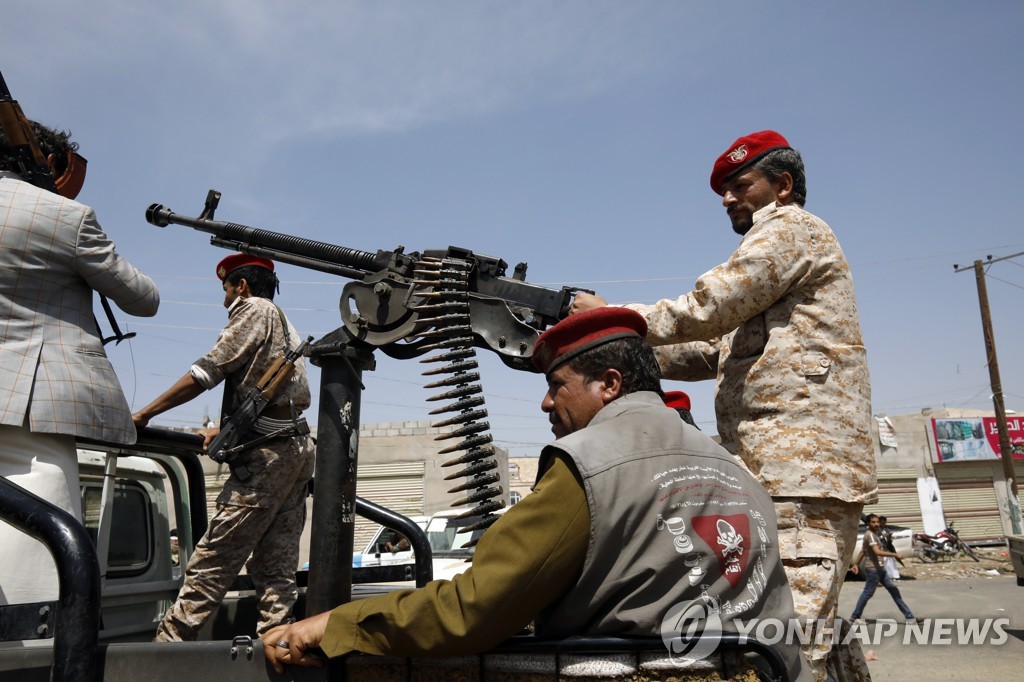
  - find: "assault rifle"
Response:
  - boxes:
[0,70,58,193]
[207,335,314,479]
[1,69,133,344]
[146,189,589,371]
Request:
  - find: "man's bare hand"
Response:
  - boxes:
[132,412,150,429]
[198,426,220,451]
[262,612,331,674]
[570,293,608,315]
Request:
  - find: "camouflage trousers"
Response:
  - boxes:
[155,433,314,641]
[775,497,870,682]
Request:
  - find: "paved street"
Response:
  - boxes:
[835,574,1023,680]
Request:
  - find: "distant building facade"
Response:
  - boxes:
[201,420,510,555]
[866,407,1023,542]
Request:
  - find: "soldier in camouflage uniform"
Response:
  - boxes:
[133,254,315,641]
[573,131,875,681]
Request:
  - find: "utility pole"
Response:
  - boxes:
[955,253,1023,535]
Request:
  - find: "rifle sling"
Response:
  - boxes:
[95,294,137,346]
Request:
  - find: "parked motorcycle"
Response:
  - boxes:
[913,522,980,562]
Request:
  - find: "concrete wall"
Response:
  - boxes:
[358,420,510,515]
[508,457,541,503]
[870,407,999,478]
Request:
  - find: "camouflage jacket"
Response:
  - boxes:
[192,296,310,414]
[627,202,876,503]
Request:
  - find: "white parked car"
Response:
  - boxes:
[353,515,429,571]
[356,507,506,583]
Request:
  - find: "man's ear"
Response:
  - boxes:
[599,368,624,404]
[774,171,794,204]
[236,278,251,296]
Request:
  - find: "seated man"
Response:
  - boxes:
[383,531,410,554]
[264,308,806,681]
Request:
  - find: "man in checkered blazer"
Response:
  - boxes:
[0,121,159,604]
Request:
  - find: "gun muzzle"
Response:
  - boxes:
[146,203,173,227]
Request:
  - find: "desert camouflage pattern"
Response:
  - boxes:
[191,295,311,413]
[630,202,876,504]
[775,497,865,681]
[157,297,314,641]
[156,434,314,640]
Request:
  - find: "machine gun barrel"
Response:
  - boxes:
[145,201,414,280]
[146,190,590,370]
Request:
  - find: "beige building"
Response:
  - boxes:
[508,457,541,504]
[201,420,510,556]
[352,420,509,545]
[510,407,1024,545]
[865,407,1023,543]
[196,406,1021,565]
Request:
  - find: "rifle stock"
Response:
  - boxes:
[0,71,57,194]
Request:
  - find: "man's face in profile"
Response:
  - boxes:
[541,364,606,439]
[720,167,782,236]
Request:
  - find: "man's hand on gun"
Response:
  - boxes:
[198,426,219,450]
[569,293,608,315]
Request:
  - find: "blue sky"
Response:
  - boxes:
[4,1,1023,457]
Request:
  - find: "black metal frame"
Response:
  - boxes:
[0,476,101,682]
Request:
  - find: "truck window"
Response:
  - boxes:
[81,483,154,576]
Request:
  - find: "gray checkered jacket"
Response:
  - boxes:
[0,172,159,443]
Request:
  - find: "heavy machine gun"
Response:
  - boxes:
[146,190,588,578]
[147,189,580,371]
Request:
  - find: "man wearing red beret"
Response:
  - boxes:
[262,308,808,682]
[133,254,315,642]
[573,131,873,680]
[663,390,698,428]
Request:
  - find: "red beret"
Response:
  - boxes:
[533,307,647,374]
[663,390,691,411]
[710,130,791,196]
[215,254,275,281]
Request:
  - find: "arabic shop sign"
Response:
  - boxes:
[932,417,1024,463]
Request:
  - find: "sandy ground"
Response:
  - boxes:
[845,544,1014,582]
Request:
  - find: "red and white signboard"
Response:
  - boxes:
[932,417,1024,462]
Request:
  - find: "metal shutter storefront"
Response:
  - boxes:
[354,462,425,550]
[863,468,922,531]
[935,463,1003,543]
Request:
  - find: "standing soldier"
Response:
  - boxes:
[133,255,314,641]
[573,131,875,680]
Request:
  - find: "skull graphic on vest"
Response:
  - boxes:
[690,514,751,588]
